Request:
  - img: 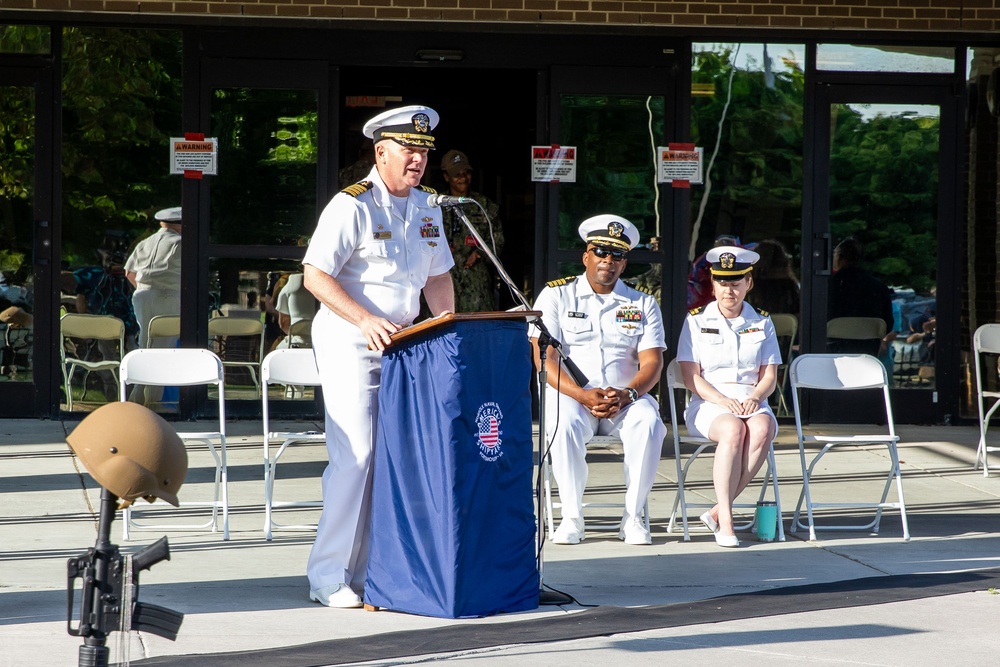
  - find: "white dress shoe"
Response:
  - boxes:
[551,517,585,544]
[309,583,362,608]
[714,532,740,548]
[619,516,652,545]
[700,512,719,533]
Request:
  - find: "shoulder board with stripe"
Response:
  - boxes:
[546,276,578,288]
[689,305,706,315]
[418,185,437,194]
[751,304,770,317]
[623,280,655,296]
[340,181,373,198]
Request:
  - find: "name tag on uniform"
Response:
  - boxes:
[568,311,586,319]
[373,231,392,240]
[701,327,719,334]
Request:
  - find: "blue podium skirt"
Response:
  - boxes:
[365,319,539,618]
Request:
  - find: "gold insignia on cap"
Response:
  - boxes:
[720,252,736,269]
[413,113,430,133]
[608,221,624,238]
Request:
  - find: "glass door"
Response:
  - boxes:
[804,81,961,423]
[196,58,331,417]
[544,66,677,332]
[0,66,55,417]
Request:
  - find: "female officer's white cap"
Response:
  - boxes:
[707,245,760,278]
[577,214,639,252]
[363,105,439,149]
[154,206,182,223]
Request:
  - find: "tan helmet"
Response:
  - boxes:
[67,402,187,508]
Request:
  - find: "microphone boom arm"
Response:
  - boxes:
[447,202,589,388]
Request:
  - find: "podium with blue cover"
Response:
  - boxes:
[364,313,540,618]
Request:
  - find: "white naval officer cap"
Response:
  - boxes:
[154,206,182,223]
[707,245,760,278]
[577,214,639,252]
[362,105,439,149]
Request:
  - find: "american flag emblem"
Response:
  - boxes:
[479,416,499,449]
[475,402,504,461]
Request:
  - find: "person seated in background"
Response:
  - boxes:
[676,245,781,549]
[827,237,895,357]
[531,214,666,547]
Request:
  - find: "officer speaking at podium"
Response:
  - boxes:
[301,105,455,608]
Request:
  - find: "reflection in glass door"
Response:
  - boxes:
[807,79,960,424]
[547,67,671,308]
[827,104,940,392]
[200,59,327,415]
[0,84,35,386]
[0,69,53,417]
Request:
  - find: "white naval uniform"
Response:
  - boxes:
[675,300,782,438]
[532,275,667,520]
[302,166,454,593]
[124,226,182,403]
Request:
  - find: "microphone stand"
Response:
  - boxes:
[447,202,575,605]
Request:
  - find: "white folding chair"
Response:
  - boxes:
[664,359,784,541]
[542,433,650,539]
[789,353,910,541]
[973,324,1000,476]
[119,348,230,540]
[60,313,125,411]
[209,315,265,398]
[261,348,325,540]
[769,313,797,417]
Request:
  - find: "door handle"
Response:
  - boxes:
[814,232,831,276]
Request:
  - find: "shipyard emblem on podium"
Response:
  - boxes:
[475,402,504,462]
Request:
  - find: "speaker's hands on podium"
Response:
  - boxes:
[359,313,400,352]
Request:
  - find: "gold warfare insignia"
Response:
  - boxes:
[608,221,624,238]
[720,252,736,269]
[340,181,373,197]
[412,113,430,133]
[422,217,433,222]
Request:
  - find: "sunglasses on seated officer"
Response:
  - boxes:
[587,245,628,261]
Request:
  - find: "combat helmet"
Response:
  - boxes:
[67,402,187,508]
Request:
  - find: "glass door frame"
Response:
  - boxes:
[186,56,333,417]
[541,64,689,352]
[802,71,964,424]
[0,63,57,417]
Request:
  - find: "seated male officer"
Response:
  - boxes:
[531,214,667,545]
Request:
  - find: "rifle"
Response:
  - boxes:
[67,488,183,667]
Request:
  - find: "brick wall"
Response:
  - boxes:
[4,0,1000,33]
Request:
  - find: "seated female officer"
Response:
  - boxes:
[675,245,782,548]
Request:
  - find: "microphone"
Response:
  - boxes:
[426,194,473,207]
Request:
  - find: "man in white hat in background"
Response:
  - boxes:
[124,206,183,404]
[302,105,455,608]
[530,214,666,546]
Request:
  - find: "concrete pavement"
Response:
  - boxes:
[1,417,999,666]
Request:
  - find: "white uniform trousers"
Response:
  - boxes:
[306,310,382,593]
[545,389,665,519]
[129,287,179,404]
